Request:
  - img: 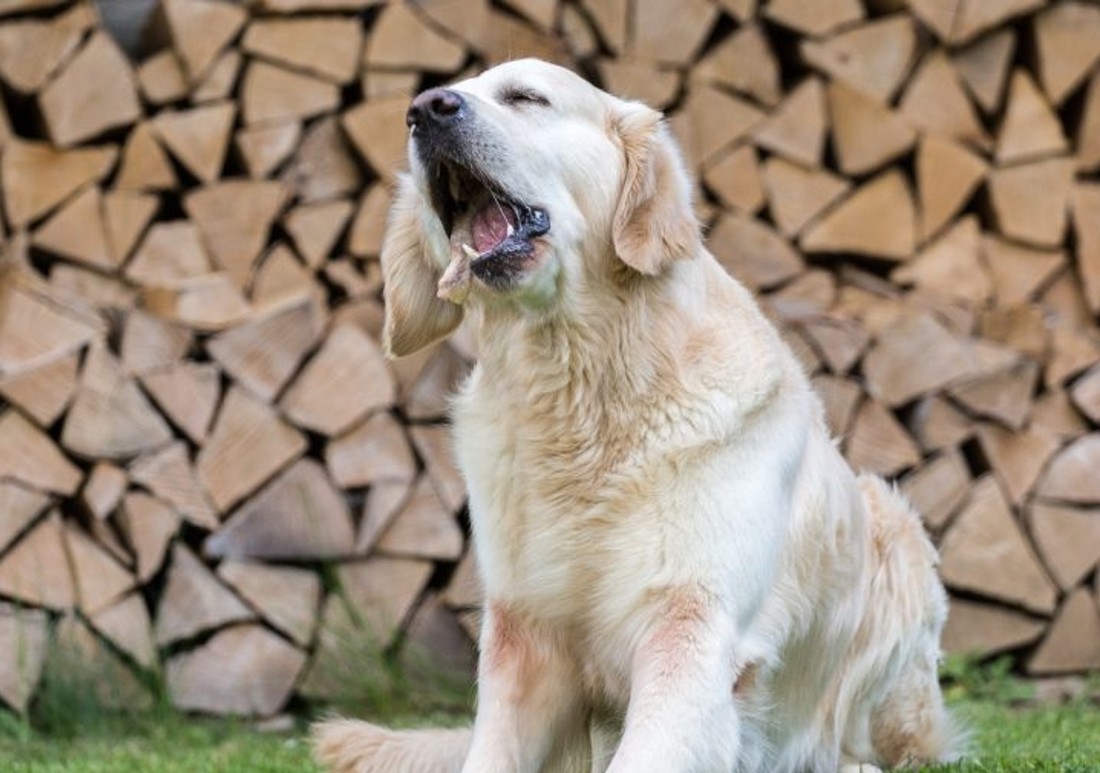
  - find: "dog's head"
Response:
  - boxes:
[381,58,701,357]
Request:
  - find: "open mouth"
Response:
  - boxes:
[428,160,550,288]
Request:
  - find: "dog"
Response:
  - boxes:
[314,58,960,773]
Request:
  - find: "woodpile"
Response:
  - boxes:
[1,0,1099,718]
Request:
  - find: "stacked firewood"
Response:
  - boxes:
[0,0,1098,719]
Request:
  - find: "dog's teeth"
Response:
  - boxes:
[462,243,479,259]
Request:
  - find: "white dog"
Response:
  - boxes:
[314,59,959,773]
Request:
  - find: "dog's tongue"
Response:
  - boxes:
[471,203,517,254]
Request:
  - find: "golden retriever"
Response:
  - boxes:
[314,58,960,773]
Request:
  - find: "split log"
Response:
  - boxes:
[196,386,306,513]
[120,309,192,375]
[137,50,189,106]
[161,0,247,85]
[243,16,362,84]
[283,198,353,269]
[38,32,140,148]
[129,442,220,530]
[827,80,915,177]
[155,543,254,646]
[899,447,970,531]
[117,492,180,584]
[443,550,483,609]
[241,60,340,126]
[671,85,765,168]
[64,524,134,615]
[939,476,1058,615]
[404,344,472,421]
[751,77,826,168]
[410,425,467,514]
[1033,1,1100,107]
[86,592,158,672]
[811,374,861,439]
[0,603,49,714]
[184,180,289,286]
[761,158,849,238]
[32,186,113,270]
[125,222,212,286]
[359,478,415,554]
[0,512,74,610]
[1070,365,1100,423]
[765,0,863,36]
[141,273,251,332]
[892,217,991,306]
[949,359,1039,430]
[983,236,1064,307]
[61,344,173,460]
[194,51,244,105]
[166,624,305,716]
[800,15,916,103]
[1028,502,1100,591]
[1027,588,1100,675]
[911,396,975,453]
[116,123,177,192]
[629,0,717,66]
[941,598,1044,657]
[365,3,466,72]
[1078,74,1100,172]
[952,0,1045,46]
[218,561,321,646]
[80,463,127,521]
[236,120,301,179]
[843,399,920,477]
[916,135,987,243]
[203,459,355,560]
[800,170,916,261]
[326,412,416,489]
[151,103,236,184]
[280,115,364,202]
[579,0,627,53]
[104,191,159,267]
[0,481,49,557]
[899,50,990,151]
[977,423,1060,506]
[996,69,1068,165]
[0,350,79,427]
[598,58,680,111]
[952,29,1015,115]
[988,157,1075,249]
[342,94,414,182]
[140,362,220,445]
[400,593,476,681]
[1,139,116,229]
[1037,435,1100,504]
[1071,184,1100,314]
[0,3,92,94]
[0,410,82,496]
[692,24,780,107]
[280,323,395,436]
[206,294,322,401]
[708,213,804,290]
[376,477,464,561]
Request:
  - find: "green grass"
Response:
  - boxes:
[2,698,1098,772]
[1,651,1098,772]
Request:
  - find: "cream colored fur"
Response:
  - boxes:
[314,59,960,773]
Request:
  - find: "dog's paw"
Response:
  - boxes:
[838,765,884,773]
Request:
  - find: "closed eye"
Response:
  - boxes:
[500,87,551,108]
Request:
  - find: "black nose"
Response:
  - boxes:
[407,88,466,129]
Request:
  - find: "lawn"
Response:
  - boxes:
[0,697,1098,772]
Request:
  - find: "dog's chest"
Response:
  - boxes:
[452,385,668,617]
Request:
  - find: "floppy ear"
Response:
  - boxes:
[381,176,464,357]
[612,103,702,276]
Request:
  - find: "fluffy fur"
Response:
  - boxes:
[314,59,960,773]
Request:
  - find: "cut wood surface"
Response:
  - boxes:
[0,0,1097,719]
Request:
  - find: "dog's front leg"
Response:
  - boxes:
[606,588,741,773]
[461,603,583,773]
